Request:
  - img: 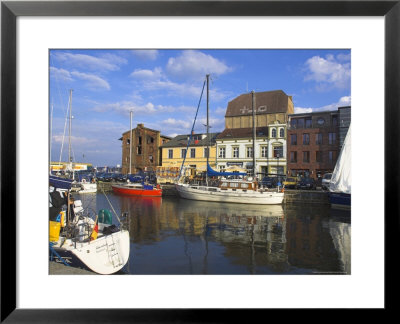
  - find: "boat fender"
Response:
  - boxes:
[82,179,86,183]
[156,184,160,189]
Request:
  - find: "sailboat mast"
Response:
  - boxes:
[206,74,210,186]
[252,91,256,178]
[68,89,72,164]
[129,110,133,175]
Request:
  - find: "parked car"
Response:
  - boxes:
[283,177,298,189]
[296,177,317,190]
[321,173,332,190]
[112,173,127,182]
[102,173,114,182]
[260,176,285,188]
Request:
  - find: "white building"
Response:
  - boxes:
[215,121,287,178]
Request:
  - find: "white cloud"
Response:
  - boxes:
[304,55,351,89]
[130,67,163,80]
[91,101,196,117]
[166,50,232,80]
[50,67,74,82]
[162,118,192,130]
[294,96,351,113]
[132,50,159,61]
[70,71,110,91]
[52,52,126,72]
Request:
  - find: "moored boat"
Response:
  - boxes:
[176,178,284,205]
[175,74,284,205]
[112,182,162,197]
[329,123,351,210]
[49,177,130,274]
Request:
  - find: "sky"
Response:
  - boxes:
[49,49,351,167]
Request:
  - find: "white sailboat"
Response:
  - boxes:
[53,89,97,193]
[49,173,129,275]
[329,123,351,209]
[176,75,284,205]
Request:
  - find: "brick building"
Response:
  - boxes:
[119,123,171,174]
[287,110,341,179]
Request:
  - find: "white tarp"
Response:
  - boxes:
[330,124,351,194]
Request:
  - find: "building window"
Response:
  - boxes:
[204,147,209,158]
[232,147,239,158]
[149,155,154,163]
[138,136,142,145]
[329,151,335,163]
[137,146,142,155]
[297,118,304,129]
[316,133,323,145]
[190,148,196,158]
[246,147,253,158]
[181,149,187,158]
[126,139,130,145]
[274,146,283,158]
[261,146,268,158]
[332,115,338,126]
[303,151,310,163]
[316,151,323,163]
[290,151,297,163]
[219,147,226,158]
[305,118,312,128]
[303,133,310,145]
[291,134,297,145]
[147,136,154,144]
[219,165,226,172]
[279,128,285,138]
[168,149,173,159]
[329,133,337,145]
[271,128,277,138]
[290,119,297,129]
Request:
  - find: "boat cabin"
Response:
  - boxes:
[219,179,257,191]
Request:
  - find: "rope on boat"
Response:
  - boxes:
[49,242,70,267]
[179,78,206,179]
[101,188,122,225]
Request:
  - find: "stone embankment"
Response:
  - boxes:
[95,182,329,204]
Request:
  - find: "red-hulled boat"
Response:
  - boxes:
[111,182,162,197]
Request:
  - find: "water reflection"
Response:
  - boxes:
[76,193,351,275]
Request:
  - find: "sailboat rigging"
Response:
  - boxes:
[175,75,284,205]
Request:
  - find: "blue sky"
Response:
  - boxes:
[49,49,351,167]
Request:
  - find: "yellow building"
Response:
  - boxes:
[161,133,218,176]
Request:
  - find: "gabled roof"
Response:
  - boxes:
[225,90,292,117]
[216,127,268,140]
[161,132,220,148]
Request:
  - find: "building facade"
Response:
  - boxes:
[216,121,287,177]
[214,90,292,177]
[224,90,294,129]
[120,123,171,174]
[287,110,341,179]
[160,133,218,175]
[338,106,351,150]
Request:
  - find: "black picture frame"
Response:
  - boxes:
[1,0,398,321]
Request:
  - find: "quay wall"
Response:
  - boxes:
[95,182,329,204]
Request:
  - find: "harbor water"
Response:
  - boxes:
[75,192,351,275]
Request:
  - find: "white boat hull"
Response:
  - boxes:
[80,183,97,193]
[176,183,284,205]
[52,230,130,275]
